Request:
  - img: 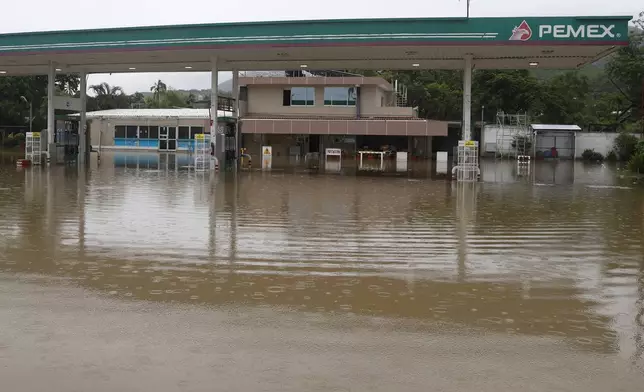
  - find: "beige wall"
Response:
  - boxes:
[246,85,414,118]
[242,134,300,167]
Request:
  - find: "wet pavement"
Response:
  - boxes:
[0,151,643,391]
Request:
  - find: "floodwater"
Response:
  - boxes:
[0,151,643,391]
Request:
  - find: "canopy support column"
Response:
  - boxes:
[462,54,473,142]
[454,54,479,182]
[210,57,220,169]
[47,62,56,161]
[232,69,239,167]
[79,71,87,164]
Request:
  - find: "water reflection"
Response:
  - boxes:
[0,152,642,361]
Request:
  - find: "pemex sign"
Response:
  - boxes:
[508,19,624,42]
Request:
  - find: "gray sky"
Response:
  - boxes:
[1,0,640,93]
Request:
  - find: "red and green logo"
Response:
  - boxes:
[509,20,533,41]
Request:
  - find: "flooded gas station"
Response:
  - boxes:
[1,152,643,391]
[1,13,642,392]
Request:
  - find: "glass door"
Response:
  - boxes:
[159,127,177,151]
[167,127,177,151]
[159,127,169,151]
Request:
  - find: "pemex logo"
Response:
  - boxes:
[509,20,533,41]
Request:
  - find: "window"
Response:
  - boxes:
[149,126,159,139]
[178,126,190,140]
[324,87,356,106]
[115,126,126,138]
[138,126,149,139]
[284,87,315,106]
[126,126,138,138]
[191,126,204,138]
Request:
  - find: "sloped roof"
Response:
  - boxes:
[80,108,234,120]
[531,124,581,131]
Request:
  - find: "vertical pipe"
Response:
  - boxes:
[29,102,33,134]
[79,71,87,164]
[355,86,361,119]
[462,55,473,142]
[47,62,56,160]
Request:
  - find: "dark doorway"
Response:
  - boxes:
[309,134,320,153]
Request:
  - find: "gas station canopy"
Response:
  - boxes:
[0,15,632,75]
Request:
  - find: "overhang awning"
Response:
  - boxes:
[240,118,448,136]
[0,16,631,75]
[531,124,582,131]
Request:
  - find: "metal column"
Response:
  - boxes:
[47,62,56,161]
[454,55,479,182]
[462,55,473,142]
[232,69,239,168]
[210,58,220,167]
[79,71,87,164]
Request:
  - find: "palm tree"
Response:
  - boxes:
[89,82,126,110]
[150,80,167,105]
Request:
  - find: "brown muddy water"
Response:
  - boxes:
[0,151,643,391]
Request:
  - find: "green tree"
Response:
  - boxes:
[56,74,80,96]
[473,70,541,122]
[150,80,167,105]
[387,70,463,120]
[538,72,591,124]
[606,15,644,126]
[88,82,128,110]
[186,93,197,107]
[0,75,78,131]
[144,82,190,108]
[128,92,146,108]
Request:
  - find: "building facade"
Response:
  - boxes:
[87,108,234,152]
[86,76,449,163]
[238,76,448,159]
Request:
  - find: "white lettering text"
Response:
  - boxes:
[538,24,616,39]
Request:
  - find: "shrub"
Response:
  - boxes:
[605,150,617,161]
[627,151,644,173]
[582,149,604,162]
[614,132,639,161]
[636,140,644,155]
[2,133,18,148]
[581,149,594,160]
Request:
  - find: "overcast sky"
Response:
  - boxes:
[1,0,640,93]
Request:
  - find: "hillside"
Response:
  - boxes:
[135,79,233,98]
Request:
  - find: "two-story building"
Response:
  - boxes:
[84,75,448,165]
[238,75,448,160]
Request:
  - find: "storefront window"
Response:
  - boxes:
[126,126,138,138]
[191,127,204,137]
[115,126,126,138]
[138,126,149,139]
[178,126,190,140]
